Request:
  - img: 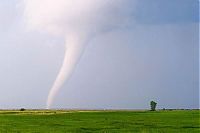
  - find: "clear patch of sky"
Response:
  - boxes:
[134,0,199,24]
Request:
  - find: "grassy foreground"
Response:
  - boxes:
[0,110,199,133]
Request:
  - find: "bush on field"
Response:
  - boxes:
[20,108,25,111]
[150,101,157,111]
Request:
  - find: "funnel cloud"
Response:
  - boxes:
[23,0,135,108]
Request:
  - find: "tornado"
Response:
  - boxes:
[23,0,135,109]
[47,33,88,108]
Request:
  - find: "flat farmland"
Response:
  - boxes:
[0,110,199,133]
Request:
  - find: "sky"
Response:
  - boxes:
[0,0,199,109]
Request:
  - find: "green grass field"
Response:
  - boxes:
[0,110,199,133]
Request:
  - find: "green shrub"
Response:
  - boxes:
[150,101,157,111]
[20,108,25,111]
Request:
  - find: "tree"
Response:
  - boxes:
[20,108,25,111]
[150,101,157,111]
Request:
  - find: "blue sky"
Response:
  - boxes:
[0,0,199,109]
[135,0,198,24]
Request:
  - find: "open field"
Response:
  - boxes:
[0,110,199,133]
